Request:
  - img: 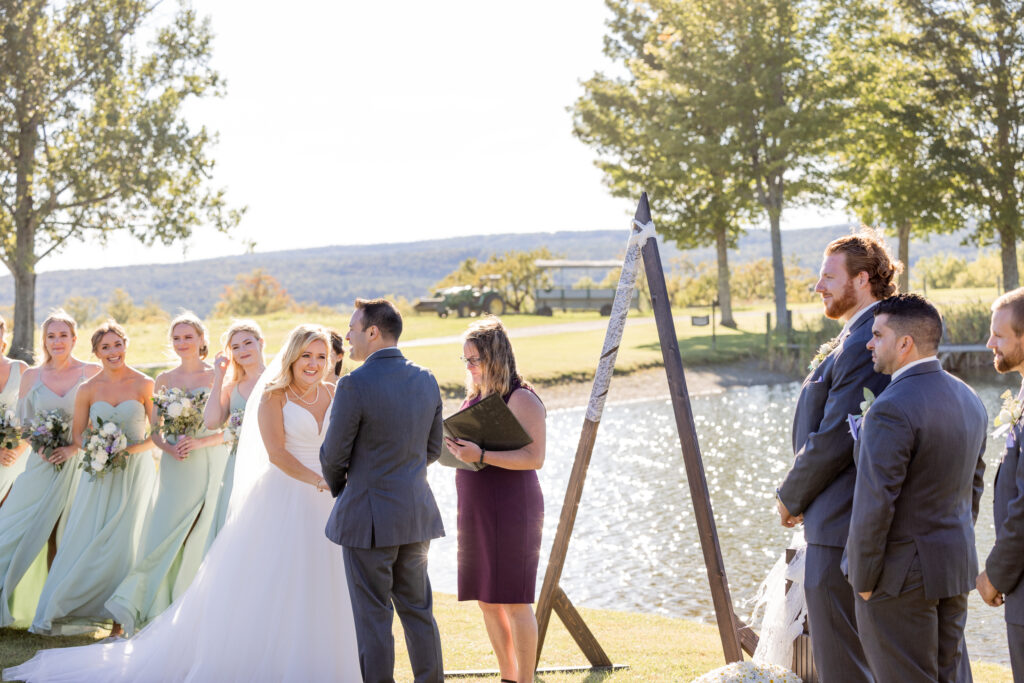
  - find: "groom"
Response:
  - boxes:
[320,297,445,683]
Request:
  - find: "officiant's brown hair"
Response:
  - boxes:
[463,315,530,401]
[825,228,902,299]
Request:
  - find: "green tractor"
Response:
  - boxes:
[414,285,506,318]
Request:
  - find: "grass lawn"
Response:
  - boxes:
[2,592,1012,682]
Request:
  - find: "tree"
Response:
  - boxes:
[572,0,755,328]
[214,269,294,317]
[831,6,960,291]
[61,295,99,326]
[105,288,137,324]
[576,0,848,332]
[0,0,241,359]
[896,0,1024,289]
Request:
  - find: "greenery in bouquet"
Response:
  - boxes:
[223,407,244,454]
[0,405,21,451]
[23,408,72,471]
[80,416,130,480]
[153,387,209,439]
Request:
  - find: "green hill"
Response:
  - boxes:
[0,224,982,317]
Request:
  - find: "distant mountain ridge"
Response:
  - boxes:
[0,225,982,317]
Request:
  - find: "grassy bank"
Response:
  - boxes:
[1,592,1012,682]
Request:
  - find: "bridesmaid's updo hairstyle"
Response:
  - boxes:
[221,319,264,384]
[329,329,344,377]
[91,320,129,354]
[168,311,209,359]
[40,309,79,365]
[463,315,529,401]
[263,324,331,395]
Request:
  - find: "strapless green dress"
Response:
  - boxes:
[0,362,25,501]
[205,385,247,550]
[30,399,157,635]
[106,388,231,635]
[0,373,86,627]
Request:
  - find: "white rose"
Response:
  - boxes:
[92,451,109,467]
[90,435,105,450]
[102,421,118,436]
[180,398,192,410]
[5,409,16,423]
[115,435,128,451]
[166,402,184,418]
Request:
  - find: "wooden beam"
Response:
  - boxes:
[637,193,744,663]
[551,586,612,666]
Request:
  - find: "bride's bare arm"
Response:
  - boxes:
[258,391,326,490]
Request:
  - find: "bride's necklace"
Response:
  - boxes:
[288,382,320,406]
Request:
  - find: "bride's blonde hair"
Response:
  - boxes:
[263,325,331,394]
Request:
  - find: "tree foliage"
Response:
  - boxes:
[0,0,241,359]
[895,0,1024,289]
[213,269,294,318]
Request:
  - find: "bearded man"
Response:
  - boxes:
[776,230,899,682]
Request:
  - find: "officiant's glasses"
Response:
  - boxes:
[460,355,482,367]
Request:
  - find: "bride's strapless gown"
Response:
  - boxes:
[5,399,361,682]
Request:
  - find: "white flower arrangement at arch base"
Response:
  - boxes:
[691,660,802,683]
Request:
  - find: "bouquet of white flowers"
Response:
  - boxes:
[80,417,130,480]
[23,408,72,471]
[152,387,209,439]
[223,407,244,454]
[0,405,21,450]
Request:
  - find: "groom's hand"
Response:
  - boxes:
[976,571,1004,606]
[776,495,802,528]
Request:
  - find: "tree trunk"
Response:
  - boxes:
[768,203,787,333]
[898,219,910,293]
[714,223,736,328]
[10,268,35,362]
[1000,225,1019,292]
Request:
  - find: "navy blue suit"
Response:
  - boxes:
[779,308,889,682]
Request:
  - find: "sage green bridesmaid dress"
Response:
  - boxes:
[205,385,247,550]
[0,370,86,627]
[0,362,25,501]
[30,399,157,635]
[106,388,231,635]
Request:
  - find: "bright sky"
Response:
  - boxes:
[40,0,848,273]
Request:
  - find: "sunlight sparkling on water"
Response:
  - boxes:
[427,376,1016,666]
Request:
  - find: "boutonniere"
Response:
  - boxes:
[848,388,877,441]
[808,336,841,372]
[993,389,1023,440]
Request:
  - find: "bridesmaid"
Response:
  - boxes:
[31,321,157,637]
[202,319,265,542]
[0,315,30,506]
[106,312,229,636]
[0,310,99,627]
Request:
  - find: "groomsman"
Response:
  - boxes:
[978,287,1024,682]
[776,230,897,682]
[848,294,986,682]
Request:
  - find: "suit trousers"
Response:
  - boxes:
[805,544,873,683]
[855,562,971,683]
[343,541,444,683]
[1009,622,1024,683]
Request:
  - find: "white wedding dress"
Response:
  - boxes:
[5,395,361,682]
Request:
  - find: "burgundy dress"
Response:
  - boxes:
[456,381,544,604]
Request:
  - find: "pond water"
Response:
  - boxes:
[426,371,1019,667]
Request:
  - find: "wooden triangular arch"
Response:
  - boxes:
[533,193,749,671]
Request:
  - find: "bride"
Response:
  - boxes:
[5,325,361,682]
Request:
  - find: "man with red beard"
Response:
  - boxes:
[776,230,900,682]
[977,288,1024,682]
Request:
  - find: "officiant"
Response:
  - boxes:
[445,316,546,683]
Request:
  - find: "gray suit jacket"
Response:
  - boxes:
[847,360,987,599]
[780,310,889,547]
[987,413,1024,626]
[320,347,445,549]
